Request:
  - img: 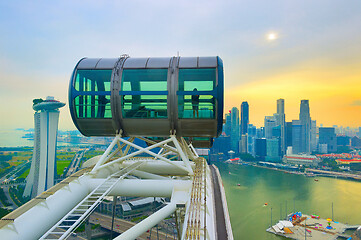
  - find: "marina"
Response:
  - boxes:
[267,213,360,240]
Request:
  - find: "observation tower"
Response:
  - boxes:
[0,56,233,240]
[23,96,65,198]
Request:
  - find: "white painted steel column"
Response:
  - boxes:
[86,179,192,197]
[171,135,194,175]
[113,202,177,240]
[96,138,175,171]
[121,160,193,175]
[115,137,190,173]
[131,169,170,180]
[91,135,120,172]
[0,175,91,240]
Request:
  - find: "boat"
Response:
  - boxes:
[237,184,241,186]
[264,203,268,206]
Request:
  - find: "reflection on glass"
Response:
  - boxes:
[75,70,112,92]
[121,69,168,118]
[74,95,111,118]
[178,95,215,118]
[178,68,216,119]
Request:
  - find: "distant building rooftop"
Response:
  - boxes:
[33,96,65,112]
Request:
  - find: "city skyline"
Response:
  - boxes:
[1,0,361,130]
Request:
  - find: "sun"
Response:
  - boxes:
[267,32,277,41]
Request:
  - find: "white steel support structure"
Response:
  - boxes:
[0,135,233,240]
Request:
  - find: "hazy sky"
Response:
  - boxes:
[1,0,361,130]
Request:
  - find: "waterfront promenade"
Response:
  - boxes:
[217,162,361,239]
[267,214,360,240]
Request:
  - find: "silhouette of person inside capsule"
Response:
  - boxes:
[192,88,200,118]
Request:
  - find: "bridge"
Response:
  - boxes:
[305,168,361,180]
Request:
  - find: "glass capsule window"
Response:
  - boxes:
[74,70,112,118]
[178,69,216,119]
[74,70,112,92]
[121,69,168,118]
[74,95,111,118]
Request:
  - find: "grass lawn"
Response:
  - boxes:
[19,168,30,179]
[57,160,71,175]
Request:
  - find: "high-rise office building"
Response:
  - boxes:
[240,101,249,135]
[224,112,231,136]
[319,127,337,153]
[266,138,280,162]
[240,134,247,153]
[285,122,293,147]
[277,99,286,155]
[230,107,240,152]
[24,97,65,198]
[247,124,257,156]
[264,115,277,139]
[299,100,311,154]
[292,120,302,154]
[255,138,267,160]
[310,120,317,152]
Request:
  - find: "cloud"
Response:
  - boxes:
[351,100,361,106]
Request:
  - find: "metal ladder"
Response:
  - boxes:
[40,162,143,240]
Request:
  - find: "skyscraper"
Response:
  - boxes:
[264,115,277,139]
[266,138,280,162]
[310,120,317,152]
[319,127,337,153]
[255,138,267,160]
[240,101,249,135]
[230,107,240,152]
[292,120,302,154]
[285,122,293,148]
[299,100,311,154]
[277,99,286,155]
[224,112,231,136]
[24,97,65,198]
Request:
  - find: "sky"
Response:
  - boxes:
[1,0,361,130]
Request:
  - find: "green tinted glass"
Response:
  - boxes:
[121,69,168,118]
[121,69,167,91]
[178,68,216,119]
[178,95,215,118]
[75,70,112,92]
[178,68,216,91]
[122,95,167,118]
[74,95,111,118]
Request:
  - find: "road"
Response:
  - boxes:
[65,149,87,177]
[0,161,30,184]
[0,186,17,210]
[46,227,87,240]
[90,212,176,240]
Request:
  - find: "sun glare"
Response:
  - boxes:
[267,32,277,41]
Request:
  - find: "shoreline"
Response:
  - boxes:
[227,161,361,182]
